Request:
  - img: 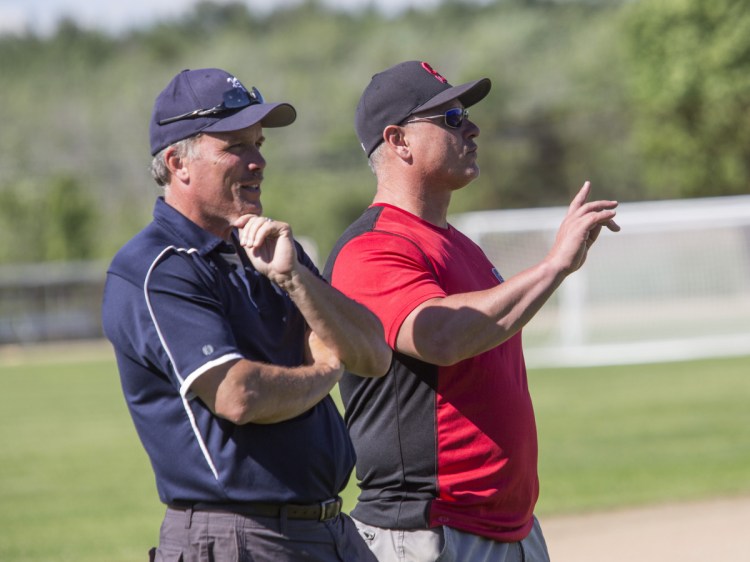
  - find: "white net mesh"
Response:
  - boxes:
[451,195,750,367]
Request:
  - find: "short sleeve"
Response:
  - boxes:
[145,250,242,395]
[329,231,445,347]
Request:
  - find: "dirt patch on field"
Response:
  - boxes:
[541,495,750,561]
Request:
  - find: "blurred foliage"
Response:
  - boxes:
[0,175,97,262]
[0,0,747,263]
[621,0,750,199]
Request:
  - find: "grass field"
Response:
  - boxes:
[1,344,748,562]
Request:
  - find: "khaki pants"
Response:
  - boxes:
[352,515,551,562]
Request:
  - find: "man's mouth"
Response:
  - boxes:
[239,183,261,193]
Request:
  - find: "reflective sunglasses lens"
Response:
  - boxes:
[223,87,264,109]
[445,108,466,128]
[249,87,264,104]
[223,88,251,108]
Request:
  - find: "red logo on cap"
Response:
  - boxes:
[421,62,447,84]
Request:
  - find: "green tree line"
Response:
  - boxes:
[0,0,748,264]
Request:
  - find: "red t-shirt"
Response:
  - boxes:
[325,203,538,542]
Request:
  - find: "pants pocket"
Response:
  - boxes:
[152,543,183,562]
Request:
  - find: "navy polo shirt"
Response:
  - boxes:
[102,198,355,506]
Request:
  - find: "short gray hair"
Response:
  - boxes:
[367,142,386,176]
[149,135,203,186]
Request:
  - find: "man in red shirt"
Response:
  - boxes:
[324,60,620,561]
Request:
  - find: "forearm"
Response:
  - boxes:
[278,266,391,377]
[234,216,390,377]
[403,184,619,365]
[192,358,342,425]
[404,258,566,365]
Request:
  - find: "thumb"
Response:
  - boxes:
[231,214,260,230]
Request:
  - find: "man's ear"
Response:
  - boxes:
[383,124,411,159]
[164,145,190,182]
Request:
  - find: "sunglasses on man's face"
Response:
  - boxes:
[158,86,265,125]
[404,107,469,129]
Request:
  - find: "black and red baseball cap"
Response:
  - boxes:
[354,60,491,157]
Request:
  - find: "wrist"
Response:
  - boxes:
[272,266,302,294]
[541,255,569,283]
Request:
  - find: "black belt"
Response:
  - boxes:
[168,498,342,521]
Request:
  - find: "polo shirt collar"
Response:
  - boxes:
[153,197,233,257]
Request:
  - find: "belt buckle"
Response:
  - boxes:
[319,498,338,521]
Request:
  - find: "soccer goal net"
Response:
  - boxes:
[450,195,750,367]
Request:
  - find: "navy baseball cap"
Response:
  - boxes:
[355,60,491,157]
[149,68,297,155]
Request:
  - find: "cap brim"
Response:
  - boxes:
[204,102,297,134]
[413,78,491,114]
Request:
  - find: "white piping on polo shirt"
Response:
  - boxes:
[144,245,241,482]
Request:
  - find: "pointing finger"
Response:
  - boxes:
[568,181,592,213]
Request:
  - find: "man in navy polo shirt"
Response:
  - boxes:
[101,67,391,562]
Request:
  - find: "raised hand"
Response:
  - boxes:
[547,181,620,275]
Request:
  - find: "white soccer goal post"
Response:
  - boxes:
[451,195,750,367]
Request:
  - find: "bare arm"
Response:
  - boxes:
[396,182,620,365]
[235,215,392,378]
[190,331,343,424]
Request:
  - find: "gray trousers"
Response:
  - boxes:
[151,506,378,562]
[352,515,551,562]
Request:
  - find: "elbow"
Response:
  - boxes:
[213,391,265,425]
[220,402,281,425]
[215,400,252,425]
[364,316,395,377]
[195,360,283,425]
[347,343,393,378]
[417,330,468,367]
[426,347,464,367]
[370,344,394,377]
[343,314,393,378]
